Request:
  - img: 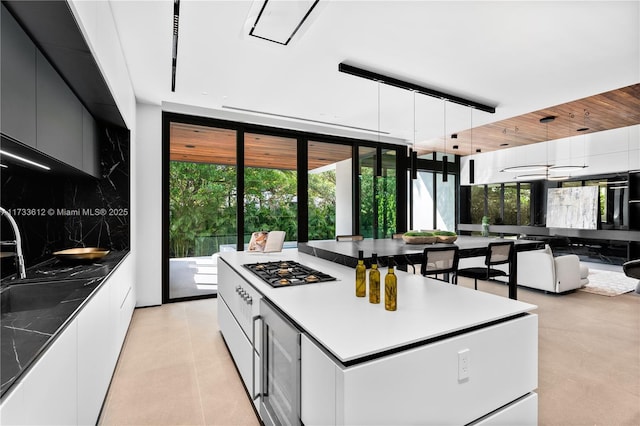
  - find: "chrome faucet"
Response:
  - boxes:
[0,207,26,279]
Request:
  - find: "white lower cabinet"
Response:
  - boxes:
[22,321,79,425]
[0,256,135,425]
[470,393,538,426]
[217,259,262,410]
[218,296,261,410]
[77,278,113,425]
[0,322,78,426]
[301,314,538,425]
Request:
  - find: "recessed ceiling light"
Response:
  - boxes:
[539,116,556,123]
[476,149,481,153]
[500,143,509,147]
[576,127,589,132]
[185,144,195,148]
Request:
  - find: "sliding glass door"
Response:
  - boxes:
[168,123,237,300]
[244,133,298,246]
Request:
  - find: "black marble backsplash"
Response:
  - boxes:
[1,125,130,278]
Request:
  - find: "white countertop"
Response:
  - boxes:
[219,249,537,364]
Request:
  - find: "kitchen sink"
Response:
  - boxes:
[0,279,89,314]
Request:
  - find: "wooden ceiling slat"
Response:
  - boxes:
[417,83,640,156]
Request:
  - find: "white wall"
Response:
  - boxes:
[335,159,353,236]
[460,125,640,185]
[133,103,163,306]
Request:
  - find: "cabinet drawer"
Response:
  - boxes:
[218,260,261,351]
[219,297,253,390]
[339,314,538,425]
[470,392,537,426]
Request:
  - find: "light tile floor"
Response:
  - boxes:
[99,299,259,425]
[100,277,640,425]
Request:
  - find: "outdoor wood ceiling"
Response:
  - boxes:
[170,123,352,170]
[171,83,639,163]
[415,83,640,156]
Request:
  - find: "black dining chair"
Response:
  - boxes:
[455,241,514,290]
[420,246,459,283]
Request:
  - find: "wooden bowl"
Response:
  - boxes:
[53,247,110,262]
[402,235,437,244]
[436,235,458,244]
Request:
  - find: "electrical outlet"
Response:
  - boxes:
[458,349,470,381]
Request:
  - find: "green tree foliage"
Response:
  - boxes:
[308,170,337,240]
[244,167,298,242]
[169,162,236,258]
[359,167,396,238]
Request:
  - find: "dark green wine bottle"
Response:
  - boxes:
[369,253,380,304]
[385,257,397,311]
[355,250,366,297]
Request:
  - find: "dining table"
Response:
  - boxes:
[298,235,545,300]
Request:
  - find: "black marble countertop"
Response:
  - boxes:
[0,250,129,398]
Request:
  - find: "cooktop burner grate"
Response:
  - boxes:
[243,260,337,288]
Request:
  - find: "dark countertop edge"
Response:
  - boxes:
[0,250,131,400]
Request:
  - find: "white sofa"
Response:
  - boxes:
[458,245,589,293]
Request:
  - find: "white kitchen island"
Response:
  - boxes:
[217,249,538,425]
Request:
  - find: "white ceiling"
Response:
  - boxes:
[109,0,640,148]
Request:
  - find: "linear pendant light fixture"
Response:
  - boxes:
[549,109,589,173]
[442,100,448,182]
[505,116,556,174]
[469,107,475,184]
[338,63,496,114]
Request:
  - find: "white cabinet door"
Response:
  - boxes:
[77,283,113,425]
[20,321,78,425]
[301,335,336,425]
[338,314,538,425]
[0,380,25,425]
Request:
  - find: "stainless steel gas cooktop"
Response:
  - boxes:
[243,260,337,288]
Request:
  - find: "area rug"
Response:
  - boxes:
[579,270,639,296]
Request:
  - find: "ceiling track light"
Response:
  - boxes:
[171,0,180,92]
[442,100,448,182]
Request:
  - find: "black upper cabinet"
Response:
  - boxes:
[1,5,37,148]
[36,51,84,171]
[83,107,100,177]
[1,4,100,178]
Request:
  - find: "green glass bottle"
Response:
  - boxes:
[369,253,380,304]
[355,250,366,297]
[385,257,397,311]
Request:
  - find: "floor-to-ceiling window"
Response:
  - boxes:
[359,147,397,238]
[409,152,457,231]
[412,170,435,230]
[168,123,237,300]
[244,133,298,245]
[307,141,353,240]
[163,113,410,302]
